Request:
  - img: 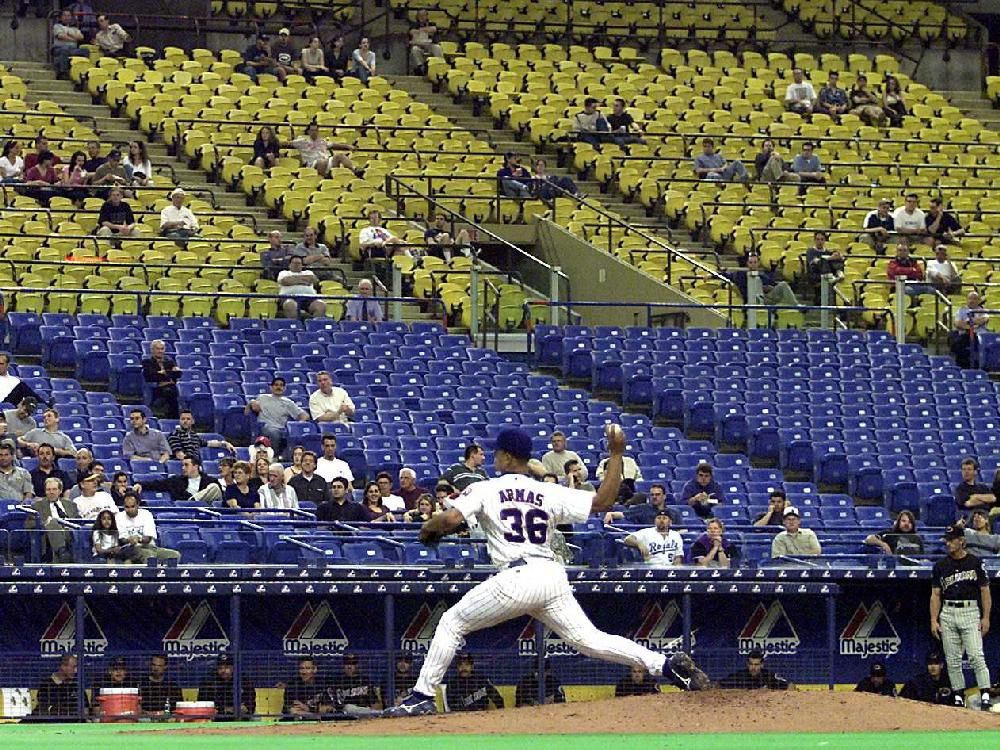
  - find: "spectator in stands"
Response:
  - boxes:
[515,664,565,706]
[860,198,895,252]
[168,410,233,459]
[397,467,428,510]
[0,442,32,500]
[951,290,989,369]
[0,140,23,182]
[351,37,378,84]
[96,187,138,238]
[542,473,559,484]
[435,482,453,507]
[958,510,1000,555]
[32,654,88,719]
[122,409,170,463]
[345,278,385,323]
[924,198,964,246]
[300,36,329,83]
[403,494,438,523]
[141,339,181,419]
[124,141,153,187]
[882,76,908,127]
[409,9,443,75]
[287,445,307,481]
[51,9,86,78]
[140,654,183,716]
[753,489,790,529]
[899,652,951,704]
[315,433,354,485]
[623,508,684,567]
[241,34,278,83]
[272,28,297,80]
[541,431,587,480]
[690,518,737,567]
[292,226,335,276]
[816,71,848,119]
[359,210,408,259]
[198,654,255,717]
[955,457,996,511]
[327,35,352,81]
[278,255,327,320]
[24,150,59,205]
[925,245,962,294]
[317,476,367,522]
[770,507,822,557]
[94,14,129,57]
[246,377,308,460]
[596,451,643,504]
[805,231,844,297]
[67,0,97,38]
[332,654,381,714]
[74,474,117,520]
[754,138,797,184]
[563,458,594,492]
[532,158,582,201]
[259,462,299,510]
[69,447,93,486]
[612,664,658,697]
[59,150,89,203]
[864,509,925,557]
[893,194,927,241]
[91,149,129,189]
[252,126,281,171]
[82,140,104,172]
[24,135,60,172]
[719,649,790,689]
[3,396,38,437]
[425,214,472,262]
[604,483,675,526]
[19,408,76,457]
[362,481,396,522]
[289,451,330,506]
[498,152,534,199]
[110,471,136,506]
[224,462,256,509]
[680,462,725,519]
[607,98,645,146]
[29,445,68,498]
[282,656,335,718]
[446,653,504,711]
[26,478,77,562]
[116,491,180,562]
[854,662,897,696]
[309,370,355,424]
[262,229,292,280]
[135,455,222,504]
[441,444,487,491]
[68,461,112,502]
[848,75,887,126]
[693,137,749,183]
[573,97,610,146]
[790,142,826,189]
[784,68,816,115]
[376,473,406,512]
[159,188,200,241]
[887,241,927,295]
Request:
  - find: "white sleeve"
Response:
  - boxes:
[449,482,485,523]
[546,483,593,525]
[143,512,158,541]
[288,486,299,509]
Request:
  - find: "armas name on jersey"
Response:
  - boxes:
[498,488,545,507]
[940,568,980,591]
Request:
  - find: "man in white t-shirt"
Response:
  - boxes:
[784,68,817,114]
[358,210,408,259]
[315,434,354,485]
[624,509,684,567]
[73,473,117,520]
[277,256,326,319]
[309,371,355,424]
[159,188,200,240]
[115,491,180,562]
[925,245,962,294]
[892,194,926,239]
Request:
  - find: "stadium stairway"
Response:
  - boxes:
[941,88,1000,132]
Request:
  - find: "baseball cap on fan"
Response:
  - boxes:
[941,525,964,541]
[491,427,533,461]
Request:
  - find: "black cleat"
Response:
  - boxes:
[664,652,712,691]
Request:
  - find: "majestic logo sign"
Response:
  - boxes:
[840,601,901,659]
[630,601,693,653]
[40,602,107,657]
[162,601,230,661]
[517,620,578,658]
[400,602,449,655]
[738,601,800,655]
[283,602,349,656]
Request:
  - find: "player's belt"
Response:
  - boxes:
[943,600,977,608]
[507,557,546,569]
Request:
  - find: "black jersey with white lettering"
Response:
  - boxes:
[931,553,988,601]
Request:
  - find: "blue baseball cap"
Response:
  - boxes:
[493,427,533,461]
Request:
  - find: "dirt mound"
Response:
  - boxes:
[176,691,1000,735]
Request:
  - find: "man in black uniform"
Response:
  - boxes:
[139,653,183,716]
[515,663,565,707]
[281,656,335,719]
[197,654,256,718]
[386,654,417,707]
[853,662,897,696]
[30,654,89,721]
[931,525,992,709]
[718,648,790,689]
[900,652,952,704]
[614,664,661,696]
[331,654,381,715]
[445,654,504,711]
[92,657,137,694]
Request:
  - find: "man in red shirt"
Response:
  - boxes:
[887,242,927,295]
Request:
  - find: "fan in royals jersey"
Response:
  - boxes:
[385,425,711,717]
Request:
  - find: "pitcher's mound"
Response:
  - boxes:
[184,691,1000,736]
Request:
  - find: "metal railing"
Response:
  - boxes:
[0,183,222,208]
[0,204,261,234]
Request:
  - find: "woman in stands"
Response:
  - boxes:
[0,140,24,182]
[59,150,89,205]
[848,75,887,127]
[250,456,270,496]
[124,140,153,187]
[327,35,351,81]
[689,518,738,568]
[403,494,437,523]
[224,461,257,510]
[299,35,329,83]
[284,445,304,483]
[351,37,377,84]
[531,158,583,202]
[362,481,396,522]
[882,76,908,128]
[252,126,281,171]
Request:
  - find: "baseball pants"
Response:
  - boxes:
[940,605,991,690]
[414,559,666,696]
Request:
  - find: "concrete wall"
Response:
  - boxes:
[0,14,50,63]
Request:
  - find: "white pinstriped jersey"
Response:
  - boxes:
[450,473,592,567]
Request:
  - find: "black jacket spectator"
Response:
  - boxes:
[141,472,219,502]
[289,473,331,505]
[30,465,69,498]
[316,499,368,522]
[98,198,134,228]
